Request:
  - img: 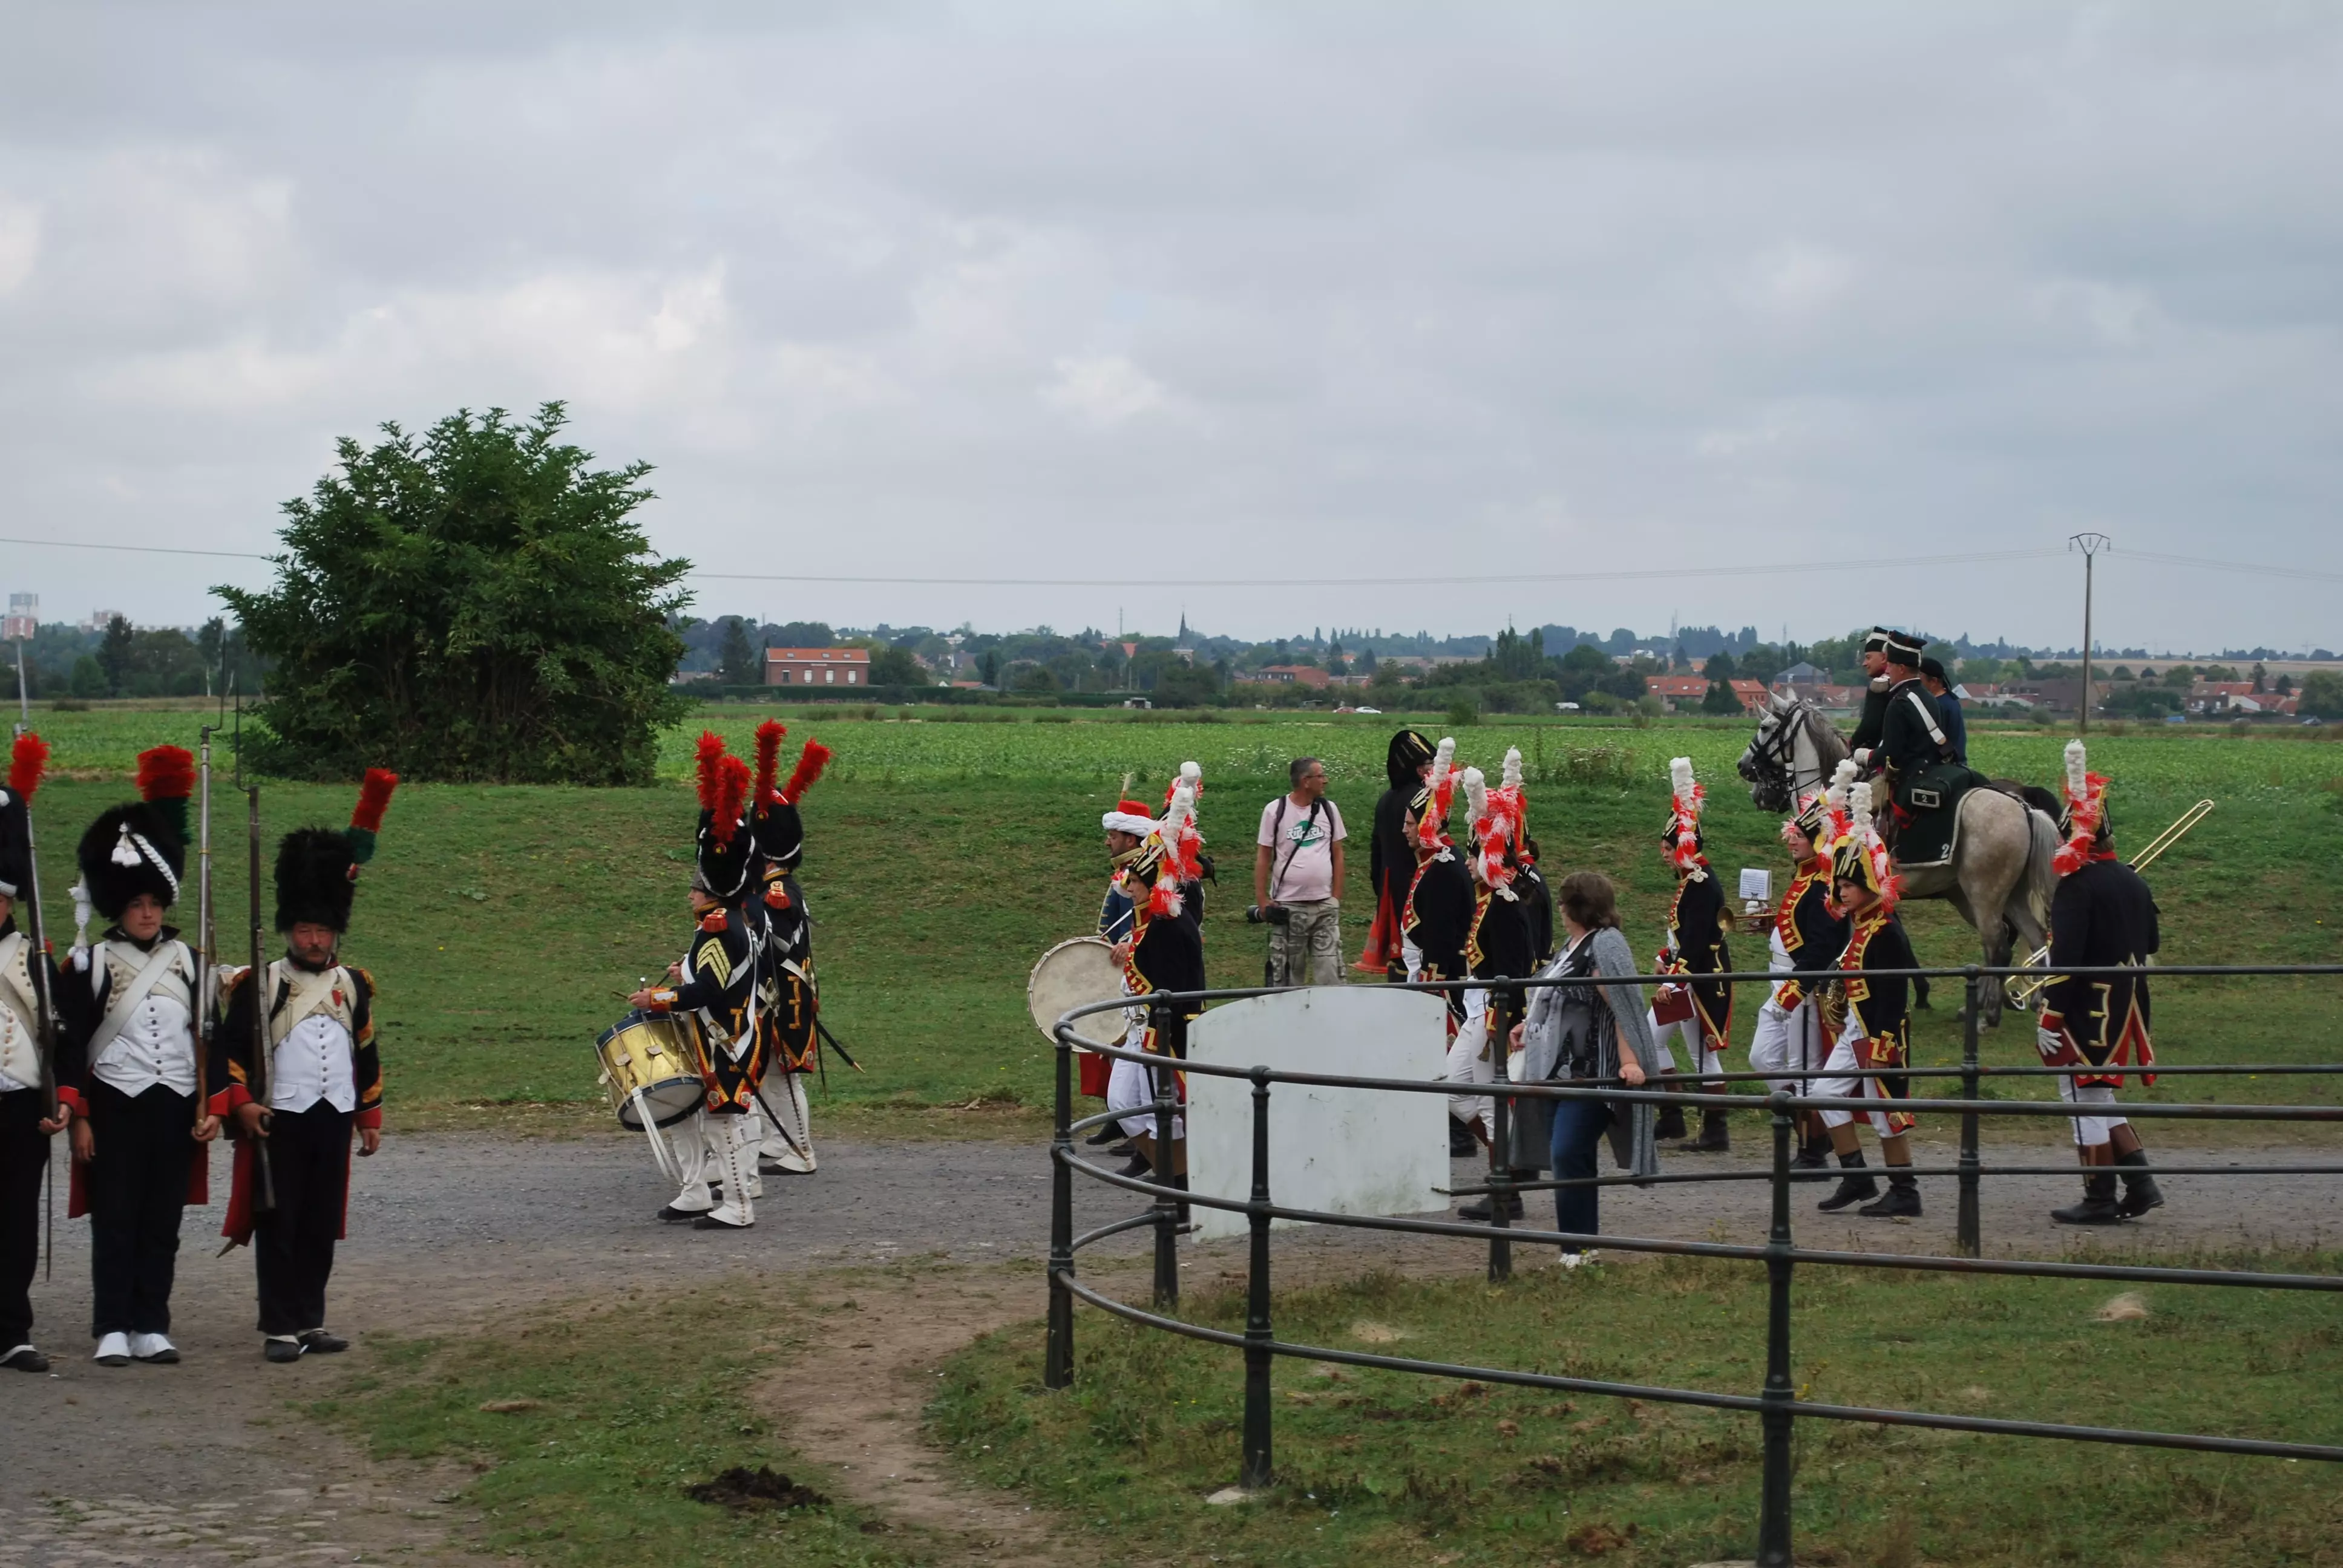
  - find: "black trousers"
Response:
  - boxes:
[87,1082,197,1338]
[254,1103,353,1337]
[1,1089,51,1350]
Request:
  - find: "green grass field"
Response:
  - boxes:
[934,1253,2343,1567]
[15,704,2343,1128]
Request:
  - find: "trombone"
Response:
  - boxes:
[2009,798,2214,1004]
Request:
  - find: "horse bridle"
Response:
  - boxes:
[1743,704,1803,806]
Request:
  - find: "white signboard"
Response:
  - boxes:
[1184,986,1455,1242]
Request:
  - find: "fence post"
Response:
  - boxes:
[1757,1091,1797,1568]
[1487,992,1514,1284]
[1958,965,1982,1258]
[1150,996,1180,1312]
[1046,1028,1076,1389]
[1241,1066,1275,1490]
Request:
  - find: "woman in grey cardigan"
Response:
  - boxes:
[1513,871,1660,1263]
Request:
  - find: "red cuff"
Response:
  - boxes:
[647,990,677,1013]
[57,1086,85,1116]
[356,1106,382,1131]
[208,1083,252,1117]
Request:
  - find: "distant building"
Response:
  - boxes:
[2,593,34,642]
[1774,661,1827,686]
[1645,675,1709,711]
[1256,665,1334,689]
[1726,678,1770,715]
[765,647,872,688]
[80,609,128,635]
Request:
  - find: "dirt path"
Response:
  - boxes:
[3,1122,2335,1565]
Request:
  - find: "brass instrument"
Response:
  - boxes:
[2010,799,2213,1004]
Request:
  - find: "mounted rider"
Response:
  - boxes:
[1845,628,1895,760]
[1858,630,1979,868]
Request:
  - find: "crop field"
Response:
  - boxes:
[13,702,2343,1131]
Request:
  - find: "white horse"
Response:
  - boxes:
[1737,690,2061,1027]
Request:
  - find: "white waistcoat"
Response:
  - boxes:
[266,962,358,1114]
[85,938,198,1099]
[0,932,44,1093]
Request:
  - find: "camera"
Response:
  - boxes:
[1244,904,1292,926]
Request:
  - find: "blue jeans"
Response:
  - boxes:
[1548,1093,1612,1248]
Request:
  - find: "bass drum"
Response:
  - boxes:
[595,1010,709,1130]
[1027,936,1128,1047]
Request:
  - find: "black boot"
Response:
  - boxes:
[1857,1172,1922,1218]
[1791,1131,1832,1176]
[1681,1106,1731,1153]
[1458,1175,1526,1222]
[1449,1119,1481,1157]
[1653,1071,1688,1142]
[1117,1152,1153,1179]
[1085,1124,1123,1146]
[1817,1151,1879,1212]
[2053,1171,2123,1226]
[2114,1149,2164,1218]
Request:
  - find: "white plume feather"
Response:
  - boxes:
[1462,766,1487,825]
[1849,780,1874,838]
[1180,760,1202,786]
[1827,756,1858,810]
[1501,747,1523,789]
[2063,739,2087,799]
[1669,756,1694,801]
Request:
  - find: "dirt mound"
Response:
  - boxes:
[686,1466,829,1512]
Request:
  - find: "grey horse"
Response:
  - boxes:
[1736,690,2060,1026]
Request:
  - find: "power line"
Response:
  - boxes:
[4,534,2335,590]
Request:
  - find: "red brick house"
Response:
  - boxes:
[1256,665,1334,689]
[765,647,872,688]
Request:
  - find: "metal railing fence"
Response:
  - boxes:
[1041,963,2343,1568]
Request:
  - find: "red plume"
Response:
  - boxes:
[352,769,399,834]
[712,755,751,846]
[694,731,729,814]
[7,732,48,803]
[136,745,196,803]
[753,720,787,807]
[781,740,832,804]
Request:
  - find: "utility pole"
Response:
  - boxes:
[2068,532,2111,735]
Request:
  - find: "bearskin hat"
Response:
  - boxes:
[1385,729,1435,792]
[273,769,399,933]
[693,732,755,901]
[0,732,45,903]
[75,743,199,920]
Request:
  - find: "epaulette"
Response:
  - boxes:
[699,909,729,933]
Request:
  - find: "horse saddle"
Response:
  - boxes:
[1893,763,1985,867]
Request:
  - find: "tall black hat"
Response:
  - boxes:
[77,805,185,920]
[1386,729,1435,792]
[692,732,755,901]
[1860,627,1893,655]
[1883,629,1925,666]
[273,769,399,933]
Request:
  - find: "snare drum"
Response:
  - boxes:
[595,1010,709,1129]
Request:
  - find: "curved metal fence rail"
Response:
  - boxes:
[1040,964,2343,1568]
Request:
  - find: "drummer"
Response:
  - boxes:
[1086,799,1157,1152]
[1104,771,1205,1209]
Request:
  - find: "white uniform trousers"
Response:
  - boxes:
[670,1110,761,1220]
[2041,1027,2129,1146]
[756,1073,818,1173]
[1444,988,1493,1129]
[1813,1018,1899,1138]
[1107,1014,1184,1141]
[1748,995,1823,1098]
[1648,1010,1725,1082]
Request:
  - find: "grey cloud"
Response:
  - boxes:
[1,2,2338,650]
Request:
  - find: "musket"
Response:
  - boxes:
[194,726,215,1134]
[12,650,64,1277]
[246,783,275,1213]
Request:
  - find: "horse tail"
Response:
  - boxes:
[2022,803,2060,929]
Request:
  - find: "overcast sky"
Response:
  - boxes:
[3,2,2338,651]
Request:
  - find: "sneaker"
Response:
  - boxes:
[299,1330,349,1354]
[1,1344,48,1373]
[131,1333,180,1364]
[93,1331,132,1367]
[264,1336,306,1364]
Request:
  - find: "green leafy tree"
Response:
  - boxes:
[70,655,105,699]
[1700,676,1745,714]
[218,403,690,785]
[717,616,759,685]
[870,645,926,685]
[1702,650,1737,681]
[2297,670,2343,720]
[97,615,133,696]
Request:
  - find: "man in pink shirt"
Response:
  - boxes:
[1252,757,1347,986]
